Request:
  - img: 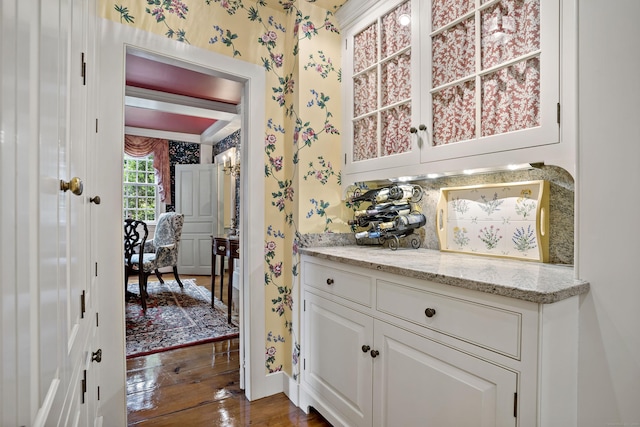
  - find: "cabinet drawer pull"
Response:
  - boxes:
[326,278,334,285]
[425,308,436,318]
[361,345,370,353]
[370,349,379,358]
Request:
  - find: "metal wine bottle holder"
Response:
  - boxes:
[347,183,426,251]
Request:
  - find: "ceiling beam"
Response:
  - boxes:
[124,126,202,143]
[125,86,239,121]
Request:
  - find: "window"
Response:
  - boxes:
[123,155,157,221]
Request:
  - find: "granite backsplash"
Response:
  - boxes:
[299,165,574,265]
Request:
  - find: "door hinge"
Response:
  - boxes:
[557,103,560,124]
[303,358,306,370]
[95,118,98,133]
[344,153,347,165]
[95,261,98,277]
[81,52,87,86]
[80,290,86,319]
[303,300,306,312]
[345,38,348,50]
[97,385,100,401]
[96,312,99,327]
[81,369,87,403]
[513,392,518,417]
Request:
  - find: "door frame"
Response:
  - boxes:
[97,19,269,418]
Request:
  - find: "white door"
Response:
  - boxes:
[175,164,218,275]
[16,0,101,425]
[372,320,517,427]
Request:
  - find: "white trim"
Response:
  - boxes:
[97,20,271,419]
[124,86,239,119]
[124,126,202,143]
[284,374,300,407]
[32,379,60,427]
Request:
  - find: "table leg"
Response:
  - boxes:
[228,256,234,324]
[219,255,225,303]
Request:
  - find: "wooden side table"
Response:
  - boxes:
[212,237,230,305]
[228,238,240,324]
[211,236,240,324]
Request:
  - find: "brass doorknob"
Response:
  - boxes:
[60,177,83,195]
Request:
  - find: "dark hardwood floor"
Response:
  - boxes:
[126,274,332,426]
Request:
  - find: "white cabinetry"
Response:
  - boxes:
[337,0,569,184]
[299,255,579,427]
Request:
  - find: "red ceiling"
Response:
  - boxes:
[126,54,242,104]
[125,53,243,136]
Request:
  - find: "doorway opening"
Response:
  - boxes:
[99,23,268,417]
[123,47,246,403]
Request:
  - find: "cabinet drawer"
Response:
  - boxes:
[376,280,522,359]
[303,261,373,307]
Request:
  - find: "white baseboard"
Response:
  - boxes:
[263,371,285,397]
[283,374,300,406]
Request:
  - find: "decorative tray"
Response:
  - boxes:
[436,180,549,262]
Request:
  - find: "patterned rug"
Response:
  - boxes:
[125,279,239,358]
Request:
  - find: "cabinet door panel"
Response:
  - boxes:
[373,320,517,427]
[303,293,374,427]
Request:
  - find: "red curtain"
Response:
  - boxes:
[124,135,171,205]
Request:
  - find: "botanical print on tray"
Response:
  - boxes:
[437,180,549,261]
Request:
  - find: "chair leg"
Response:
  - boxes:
[155,270,164,283]
[172,266,183,288]
[124,270,136,300]
[138,273,147,313]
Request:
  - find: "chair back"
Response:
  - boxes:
[153,212,184,265]
[124,218,148,269]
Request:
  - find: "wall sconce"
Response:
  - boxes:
[222,153,241,177]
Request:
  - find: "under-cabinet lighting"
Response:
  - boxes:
[385,163,540,184]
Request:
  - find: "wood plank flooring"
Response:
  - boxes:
[126,274,332,426]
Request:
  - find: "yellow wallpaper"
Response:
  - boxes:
[102,0,348,377]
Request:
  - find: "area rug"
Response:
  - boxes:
[125,279,239,358]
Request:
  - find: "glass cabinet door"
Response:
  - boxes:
[424,0,559,164]
[347,0,421,175]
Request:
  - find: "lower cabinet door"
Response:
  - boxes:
[303,292,374,427]
[372,320,518,427]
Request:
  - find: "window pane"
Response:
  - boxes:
[124,155,157,222]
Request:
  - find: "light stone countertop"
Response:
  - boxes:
[299,246,589,304]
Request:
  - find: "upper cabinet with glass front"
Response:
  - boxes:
[337,0,568,184]
[340,0,422,177]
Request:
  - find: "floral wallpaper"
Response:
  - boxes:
[101,0,349,377]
